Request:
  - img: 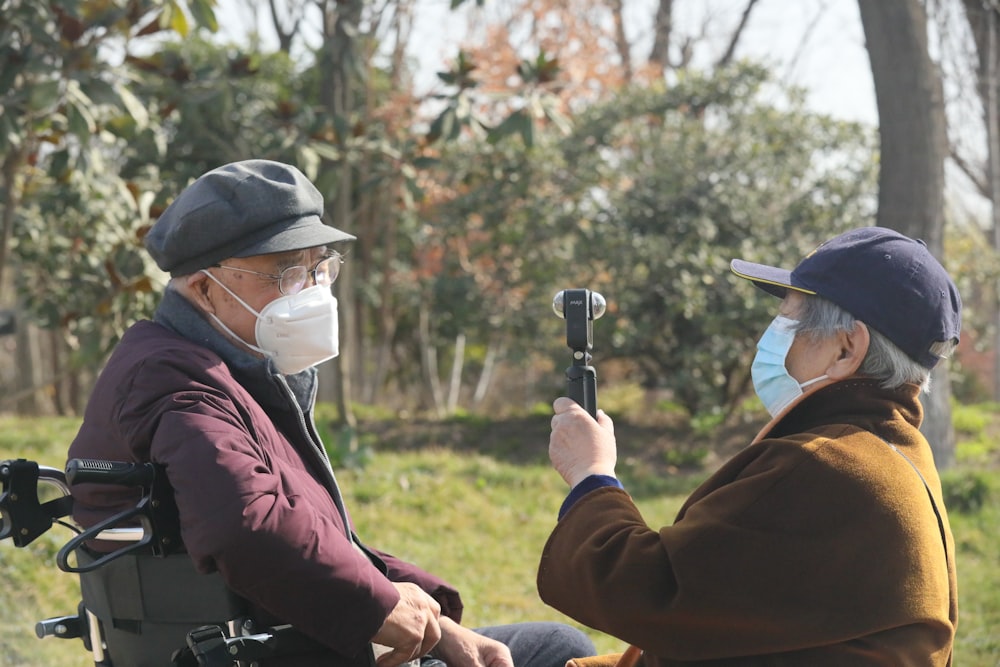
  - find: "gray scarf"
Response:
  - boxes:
[152,286,317,414]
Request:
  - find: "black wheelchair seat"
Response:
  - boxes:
[79,549,245,666]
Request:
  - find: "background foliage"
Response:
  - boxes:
[0,1,995,663]
[0,0,891,423]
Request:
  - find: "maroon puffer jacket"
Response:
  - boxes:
[69,319,461,664]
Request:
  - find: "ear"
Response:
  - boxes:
[180,272,217,315]
[826,321,870,380]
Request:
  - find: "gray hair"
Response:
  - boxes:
[791,294,955,393]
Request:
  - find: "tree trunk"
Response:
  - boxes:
[858,0,955,468]
[418,303,445,417]
[446,332,466,415]
[472,340,501,407]
[0,151,25,304]
[14,320,51,415]
[317,0,365,442]
[961,0,1000,400]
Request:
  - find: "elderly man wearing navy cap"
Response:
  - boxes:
[67,160,594,667]
[538,227,960,666]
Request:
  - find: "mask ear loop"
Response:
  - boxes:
[199,270,271,357]
[200,269,267,318]
[799,375,829,390]
[770,316,830,389]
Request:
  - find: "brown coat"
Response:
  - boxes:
[538,379,956,666]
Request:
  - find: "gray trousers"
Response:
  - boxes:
[475,622,596,667]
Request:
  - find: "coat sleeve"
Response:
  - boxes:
[373,548,463,623]
[537,438,951,662]
[537,487,685,653]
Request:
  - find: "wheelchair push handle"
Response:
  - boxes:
[66,459,155,487]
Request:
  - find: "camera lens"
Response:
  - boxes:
[591,292,606,319]
[552,291,566,319]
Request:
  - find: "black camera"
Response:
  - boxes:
[553,289,606,417]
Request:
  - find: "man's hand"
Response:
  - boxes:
[373,582,442,667]
[432,617,514,667]
[549,396,617,488]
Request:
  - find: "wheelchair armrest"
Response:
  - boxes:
[57,459,184,573]
[174,624,345,667]
[57,501,156,573]
[0,459,74,547]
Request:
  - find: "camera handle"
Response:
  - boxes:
[553,289,606,419]
[565,362,598,418]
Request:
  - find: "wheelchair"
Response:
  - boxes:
[0,457,364,666]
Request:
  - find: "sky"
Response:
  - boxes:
[665,0,878,124]
[405,0,879,124]
[214,0,879,125]
[212,0,987,220]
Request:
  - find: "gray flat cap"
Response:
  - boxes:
[145,159,355,276]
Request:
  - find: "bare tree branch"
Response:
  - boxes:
[781,1,830,87]
[267,0,304,53]
[610,0,633,81]
[716,0,761,68]
[388,0,415,88]
[950,147,990,197]
[648,0,673,72]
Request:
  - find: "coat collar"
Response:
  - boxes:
[751,377,924,445]
[152,286,317,414]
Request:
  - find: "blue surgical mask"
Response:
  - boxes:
[751,315,828,418]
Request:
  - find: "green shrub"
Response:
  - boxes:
[951,402,995,437]
[942,468,995,514]
[689,410,724,437]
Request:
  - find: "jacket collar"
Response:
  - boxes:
[152,286,317,414]
[752,377,924,445]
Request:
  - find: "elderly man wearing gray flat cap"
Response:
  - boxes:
[67,160,594,667]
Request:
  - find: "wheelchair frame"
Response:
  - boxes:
[0,457,342,667]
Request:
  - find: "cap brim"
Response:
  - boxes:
[730,259,816,299]
[232,216,356,258]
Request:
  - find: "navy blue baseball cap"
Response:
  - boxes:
[731,226,962,369]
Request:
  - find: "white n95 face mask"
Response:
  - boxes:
[751,315,828,418]
[201,271,340,375]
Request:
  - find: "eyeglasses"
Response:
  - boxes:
[213,253,344,295]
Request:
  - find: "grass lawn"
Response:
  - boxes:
[1,408,998,666]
